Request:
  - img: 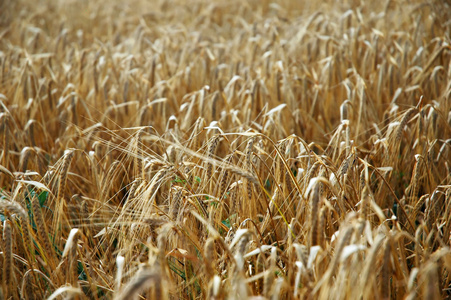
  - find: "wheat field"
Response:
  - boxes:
[0,0,451,299]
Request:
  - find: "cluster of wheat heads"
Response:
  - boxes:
[0,0,451,298]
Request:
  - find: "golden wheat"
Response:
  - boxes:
[0,0,450,298]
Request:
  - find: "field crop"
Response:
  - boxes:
[1,0,451,299]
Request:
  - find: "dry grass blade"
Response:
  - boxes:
[47,285,83,300]
[2,220,14,298]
